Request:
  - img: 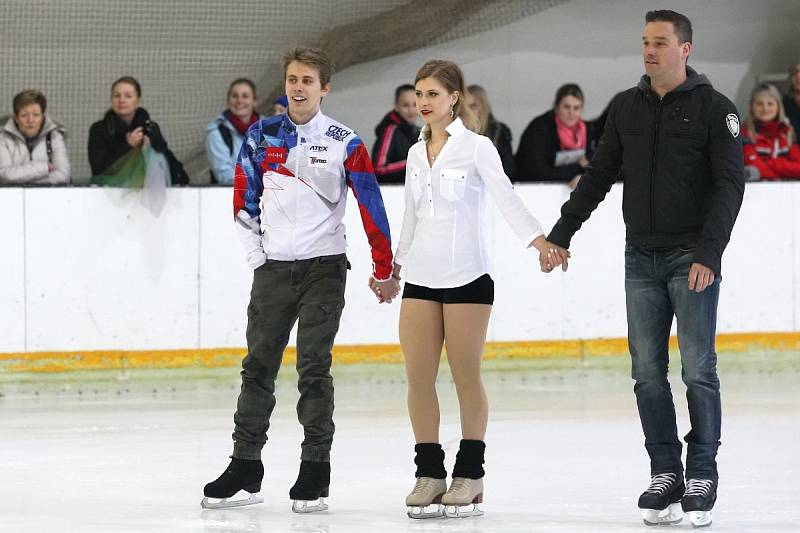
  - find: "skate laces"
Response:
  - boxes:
[411,477,440,495]
[448,478,470,494]
[645,473,677,494]
[685,479,713,497]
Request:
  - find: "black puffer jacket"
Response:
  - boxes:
[548,67,745,275]
[88,107,188,184]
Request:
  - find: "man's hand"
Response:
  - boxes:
[688,263,715,292]
[368,276,400,303]
[531,236,570,273]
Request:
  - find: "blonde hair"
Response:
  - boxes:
[283,46,334,87]
[415,60,480,135]
[744,83,794,144]
[466,84,493,135]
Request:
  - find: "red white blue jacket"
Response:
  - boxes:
[742,120,800,180]
[233,111,393,280]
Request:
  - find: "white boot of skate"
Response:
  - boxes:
[406,477,446,519]
[442,477,484,518]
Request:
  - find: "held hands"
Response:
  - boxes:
[688,263,715,292]
[368,264,401,304]
[532,235,570,273]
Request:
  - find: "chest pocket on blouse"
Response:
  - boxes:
[408,167,422,202]
[439,168,466,201]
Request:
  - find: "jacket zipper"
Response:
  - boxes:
[650,97,663,234]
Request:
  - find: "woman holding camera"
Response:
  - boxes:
[88,76,188,185]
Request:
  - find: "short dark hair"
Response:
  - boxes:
[645,10,692,44]
[227,78,257,99]
[13,89,47,115]
[111,76,142,97]
[554,83,584,107]
[394,84,415,103]
[283,46,334,87]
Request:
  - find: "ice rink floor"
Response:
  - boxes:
[1,353,798,532]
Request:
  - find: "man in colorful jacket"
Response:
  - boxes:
[203,46,399,513]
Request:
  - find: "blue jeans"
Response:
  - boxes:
[625,244,721,480]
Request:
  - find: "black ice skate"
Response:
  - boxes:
[201,458,264,509]
[681,478,717,528]
[289,460,330,513]
[638,472,685,526]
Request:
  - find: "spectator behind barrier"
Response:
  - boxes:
[514,83,595,189]
[0,90,70,185]
[371,84,420,184]
[270,94,288,116]
[206,78,261,185]
[466,84,514,177]
[742,83,800,181]
[783,62,800,137]
[88,76,188,186]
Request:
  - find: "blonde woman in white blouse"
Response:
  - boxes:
[379,60,564,519]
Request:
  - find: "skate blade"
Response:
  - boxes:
[407,503,444,519]
[201,493,264,509]
[642,503,684,526]
[444,504,483,518]
[686,510,713,528]
[292,497,328,514]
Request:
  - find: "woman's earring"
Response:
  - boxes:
[449,104,454,118]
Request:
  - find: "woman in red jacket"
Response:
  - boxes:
[741,83,800,181]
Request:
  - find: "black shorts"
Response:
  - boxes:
[402,274,494,305]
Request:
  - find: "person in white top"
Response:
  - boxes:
[382,60,564,519]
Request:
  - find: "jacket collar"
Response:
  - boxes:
[2,115,61,142]
[287,110,326,135]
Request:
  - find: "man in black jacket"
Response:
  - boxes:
[544,10,744,528]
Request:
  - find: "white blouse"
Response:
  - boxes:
[394,118,543,288]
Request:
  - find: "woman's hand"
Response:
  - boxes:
[126,127,145,148]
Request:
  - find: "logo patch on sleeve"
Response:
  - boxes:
[725,114,740,138]
[265,147,288,164]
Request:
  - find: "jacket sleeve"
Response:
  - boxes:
[495,123,515,178]
[344,135,393,280]
[475,136,543,245]
[0,138,50,183]
[88,123,115,175]
[393,162,417,268]
[232,130,267,269]
[742,133,774,180]
[692,98,745,275]
[206,126,235,185]
[766,143,800,179]
[547,97,624,249]
[48,131,70,184]
[372,124,407,179]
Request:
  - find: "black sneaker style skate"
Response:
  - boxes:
[638,472,685,526]
[682,478,717,528]
[289,460,330,513]
[201,458,264,509]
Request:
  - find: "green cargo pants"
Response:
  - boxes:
[231,254,347,462]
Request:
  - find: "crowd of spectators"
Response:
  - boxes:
[3,65,800,187]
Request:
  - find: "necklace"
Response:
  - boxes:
[428,138,445,162]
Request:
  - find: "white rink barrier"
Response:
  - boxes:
[0,182,787,354]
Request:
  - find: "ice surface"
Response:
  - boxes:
[1,355,797,532]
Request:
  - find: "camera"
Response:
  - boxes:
[142,119,153,136]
